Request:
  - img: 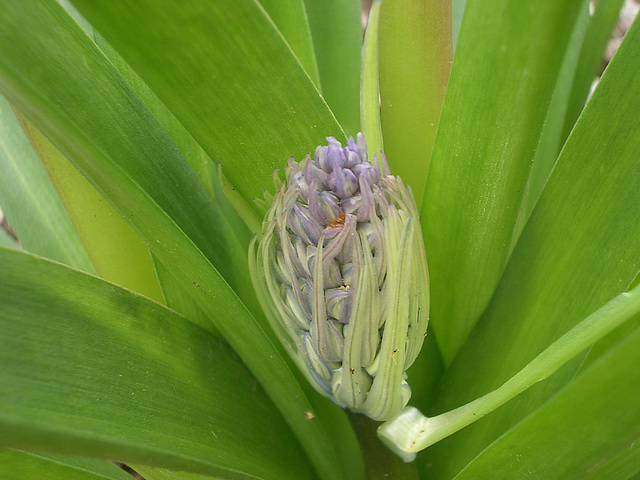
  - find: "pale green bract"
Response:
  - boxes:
[250,134,429,421]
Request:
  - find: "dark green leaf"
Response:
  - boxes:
[0,247,312,480]
[132,465,221,480]
[71,0,345,214]
[0,3,362,478]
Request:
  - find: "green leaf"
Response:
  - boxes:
[17,116,164,302]
[380,281,640,457]
[422,0,587,364]
[0,450,133,480]
[91,33,219,197]
[151,254,220,338]
[304,0,362,136]
[132,465,222,480]
[453,321,640,480]
[71,0,345,213]
[421,13,640,479]
[0,95,93,272]
[90,33,253,306]
[259,0,321,88]
[452,0,467,51]
[522,4,590,219]
[0,3,362,479]
[378,0,452,203]
[0,247,312,480]
[563,0,626,141]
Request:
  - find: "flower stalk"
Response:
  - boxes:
[378,281,640,461]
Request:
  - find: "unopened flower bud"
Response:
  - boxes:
[250,134,429,421]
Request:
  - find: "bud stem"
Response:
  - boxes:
[379,281,640,461]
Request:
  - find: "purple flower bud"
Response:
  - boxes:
[250,134,430,421]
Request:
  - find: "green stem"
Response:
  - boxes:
[378,0,452,203]
[349,412,419,480]
[360,0,383,157]
[378,282,640,461]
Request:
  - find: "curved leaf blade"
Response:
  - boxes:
[71,0,345,211]
[0,3,362,479]
[17,117,164,302]
[422,13,640,479]
[0,450,133,480]
[0,95,93,272]
[453,322,640,480]
[0,247,313,480]
[422,0,588,364]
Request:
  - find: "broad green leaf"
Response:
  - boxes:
[71,0,345,215]
[0,450,133,480]
[563,0,626,141]
[91,33,219,198]
[378,0,452,203]
[304,0,362,136]
[18,117,164,302]
[421,14,640,479]
[260,0,321,88]
[0,95,93,272]
[90,33,254,307]
[0,247,312,480]
[422,0,587,364]
[453,321,640,480]
[152,254,220,338]
[0,3,362,479]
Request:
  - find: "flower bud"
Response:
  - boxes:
[250,134,429,421]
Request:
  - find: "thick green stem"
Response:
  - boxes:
[349,412,419,479]
[361,0,384,157]
[379,282,640,460]
[378,0,452,202]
